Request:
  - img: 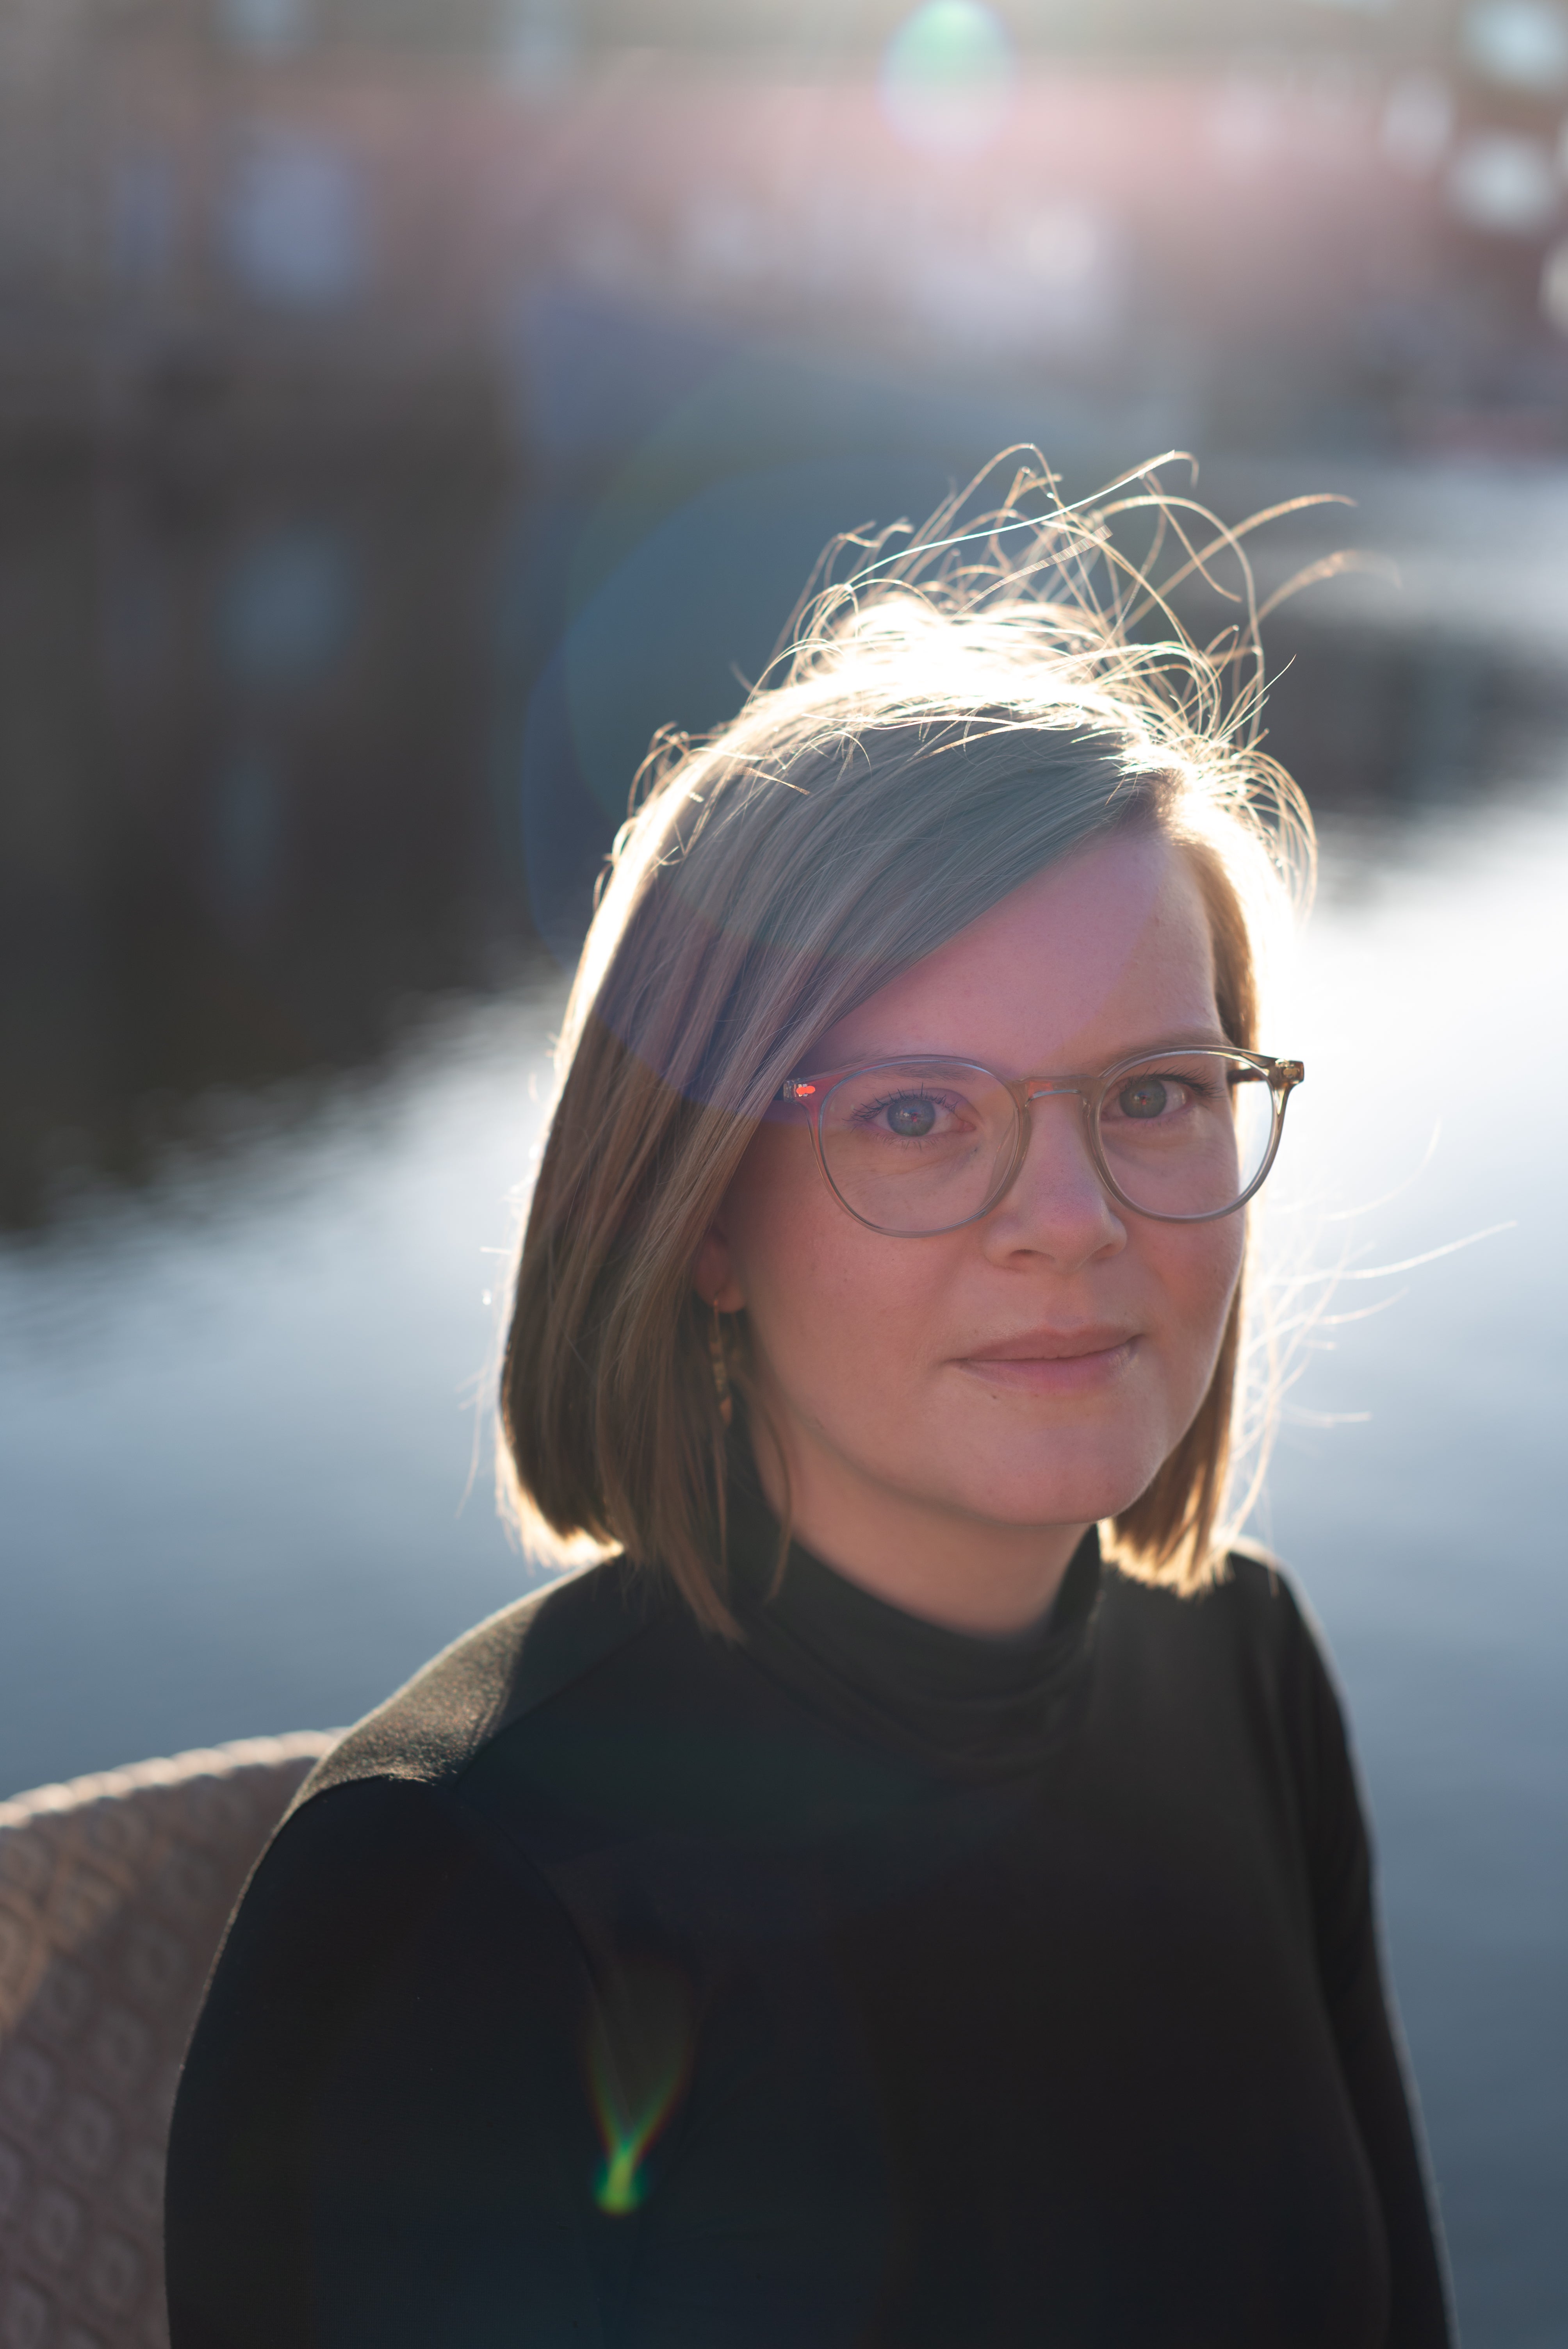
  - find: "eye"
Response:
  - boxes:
[832,1071,984,1153]
[884,1096,937,1138]
[1116,1076,1172,1122]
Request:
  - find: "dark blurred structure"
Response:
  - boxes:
[0,454,522,1224]
[8,0,1568,1227]
[4,0,1568,453]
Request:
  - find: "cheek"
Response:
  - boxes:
[724,1125,829,1321]
[725,1128,946,1378]
[1143,1218,1246,1369]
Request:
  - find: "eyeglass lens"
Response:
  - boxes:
[818,1053,1278,1232]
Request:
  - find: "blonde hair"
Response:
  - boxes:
[501,453,1318,1634]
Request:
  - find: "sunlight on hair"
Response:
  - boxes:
[1237,1145,1517,1551]
[569,448,1343,1101]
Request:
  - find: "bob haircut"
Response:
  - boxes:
[502,456,1318,1636]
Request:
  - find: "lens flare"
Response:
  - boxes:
[585,1967,693,2216]
[591,2062,686,2215]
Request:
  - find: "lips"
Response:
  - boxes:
[953,1328,1141,1395]
[959,1326,1139,1363]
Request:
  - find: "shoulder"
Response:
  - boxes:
[1096,1540,1338,1713]
[1212,1540,1322,1660]
[1096,1543,1358,1830]
[1101,1538,1308,1634]
[1214,1542,1342,1700]
[290,1556,670,1819]
[206,1561,674,1975]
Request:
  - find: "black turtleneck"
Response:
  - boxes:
[731,1497,1102,1780]
[166,1492,1453,2349]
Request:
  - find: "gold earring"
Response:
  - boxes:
[708,1302,733,1428]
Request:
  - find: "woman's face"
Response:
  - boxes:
[700,825,1246,1581]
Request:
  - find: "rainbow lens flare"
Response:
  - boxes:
[585,1968,693,2216]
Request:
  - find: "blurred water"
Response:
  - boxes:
[2,451,1566,2343]
[0,989,560,1781]
[1263,798,1568,2349]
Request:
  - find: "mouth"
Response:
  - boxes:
[953,1328,1140,1396]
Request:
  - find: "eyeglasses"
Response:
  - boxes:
[777,1047,1304,1236]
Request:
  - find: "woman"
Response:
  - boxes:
[166,462,1452,2347]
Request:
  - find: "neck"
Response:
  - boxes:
[748,1419,1089,1639]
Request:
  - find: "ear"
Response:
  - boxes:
[692,1220,745,1314]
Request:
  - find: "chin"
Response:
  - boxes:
[940,1474,1152,1532]
[936,1440,1169,1532]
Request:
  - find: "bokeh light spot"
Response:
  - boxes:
[1445,131,1561,233]
[1463,0,1568,89]
[880,2,1016,157]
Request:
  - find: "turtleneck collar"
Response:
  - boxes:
[723,1453,1103,1783]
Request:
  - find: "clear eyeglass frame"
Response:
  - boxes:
[777,1047,1306,1237]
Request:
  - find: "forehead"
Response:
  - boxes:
[812,827,1220,1073]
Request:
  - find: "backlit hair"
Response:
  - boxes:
[501,454,1319,1634]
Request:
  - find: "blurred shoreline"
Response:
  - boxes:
[4,12,1568,465]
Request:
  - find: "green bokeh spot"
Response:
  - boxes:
[883,0,1013,97]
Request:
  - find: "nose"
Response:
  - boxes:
[978,1091,1124,1268]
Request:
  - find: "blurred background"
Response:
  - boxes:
[2,0,1566,2336]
